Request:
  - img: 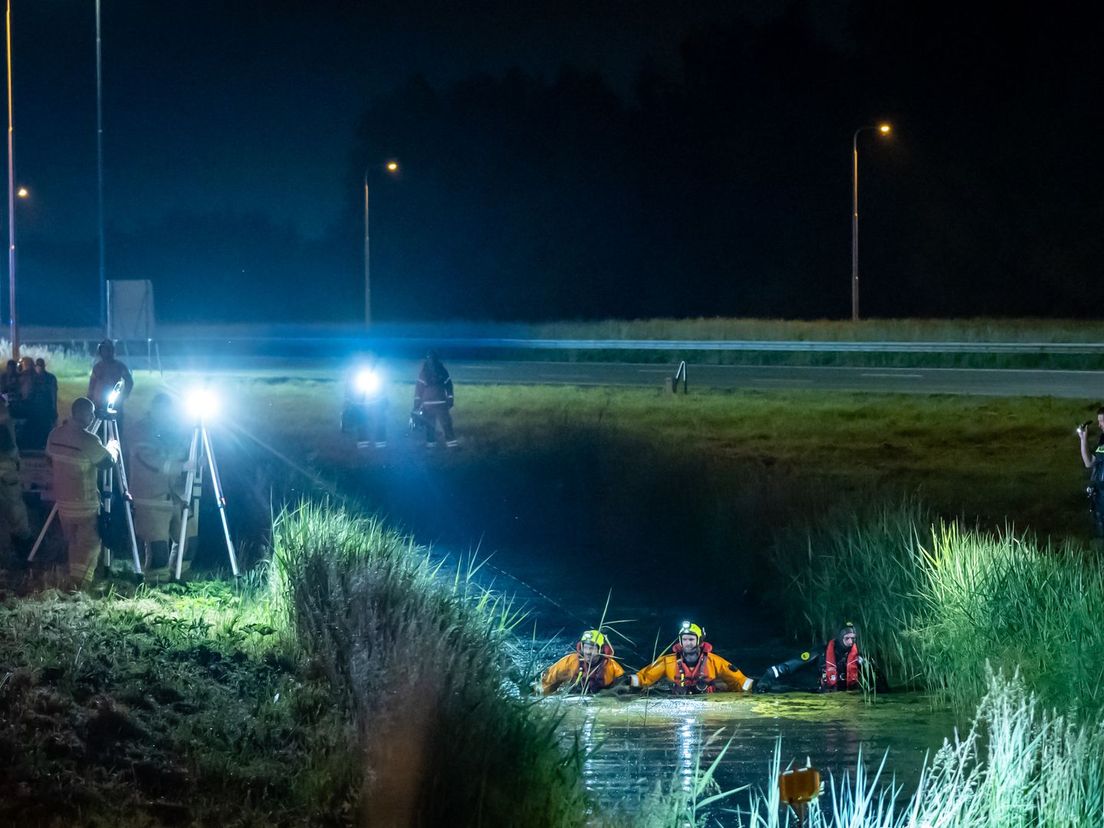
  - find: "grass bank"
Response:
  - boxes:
[0,579,357,826]
[268,501,594,827]
[774,503,1104,716]
[209,380,1092,538]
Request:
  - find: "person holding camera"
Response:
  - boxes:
[1076,407,1104,538]
[88,340,134,432]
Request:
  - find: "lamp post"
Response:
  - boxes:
[851,122,891,322]
[96,0,106,336]
[5,0,17,358]
[363,159,399,327]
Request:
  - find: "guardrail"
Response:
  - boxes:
[16,326,1104,354]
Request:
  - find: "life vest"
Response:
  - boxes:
[822,640,860,690]
[572,640,618,693]
[672,642,716,694]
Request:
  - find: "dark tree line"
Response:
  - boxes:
[15,1,1104,324]
[355,1,1104,321]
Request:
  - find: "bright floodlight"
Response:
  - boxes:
[355,369,382,395]
[16,186,28,198]
[386,160,399,173]
[878,123,892,135]
[186,388,219,421]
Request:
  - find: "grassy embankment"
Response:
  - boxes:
[3,504,641,826]
[197,377,1092,538]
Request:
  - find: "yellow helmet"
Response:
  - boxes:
[679,621,705,641]
[579,629,606,647]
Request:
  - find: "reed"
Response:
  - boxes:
[776,502,1104,715]
[269,500,592,827]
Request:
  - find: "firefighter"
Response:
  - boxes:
[128,394,190,582]
[541,629,625,695]
[45,397,120,588]
[0,395,32,561]
[413,350,458,448]
[88,340,134,430]
[631,621,755,694]
[756,622,885,693]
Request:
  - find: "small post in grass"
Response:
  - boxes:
[665,360,688,394]
[778,765,820,827]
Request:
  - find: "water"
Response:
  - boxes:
[549,691,956,812]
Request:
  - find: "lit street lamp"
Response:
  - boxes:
[851,122,891,322]
[363,159,400,327]
[5,0,17,357]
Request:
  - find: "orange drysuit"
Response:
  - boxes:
[633,643,754,694]
[542,652,625,694]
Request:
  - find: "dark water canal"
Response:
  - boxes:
[325,444,960,813]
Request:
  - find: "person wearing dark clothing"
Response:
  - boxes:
[1,360,18,400]
[35,359,59,428]
[88,340,134,433]
[14,357,54,449]
[1077,408,1104,538]
[756,623,887,693]
[413,351,457,448]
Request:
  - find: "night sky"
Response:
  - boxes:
[4,1,1103,325]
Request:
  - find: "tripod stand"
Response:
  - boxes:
[172,415,239,579]
[28,412,142,575]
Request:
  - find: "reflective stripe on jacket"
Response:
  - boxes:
[46,420,114,516]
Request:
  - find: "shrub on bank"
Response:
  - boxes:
[269,501,592,827]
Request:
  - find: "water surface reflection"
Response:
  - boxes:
[553,693,955,811]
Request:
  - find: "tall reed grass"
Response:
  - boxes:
[0,339,91,377]
[775,502,1104,715]
[731,672,1104,826]
[268,501,592,827]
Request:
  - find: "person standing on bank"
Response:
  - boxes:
[128,394,189,582]
[414,350,458,448]
[88,340,134,431]
[0,395,33,561]
[1076,407,1104,538]
[46,397,120,589]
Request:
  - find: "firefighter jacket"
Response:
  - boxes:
[542,653,625,695]
[633,643,754,694]
[415,360,454,408]
[46,419,118,517]
[127,416,188,506]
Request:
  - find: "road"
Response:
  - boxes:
[170,357,1104,398]
[447,361,1104,397]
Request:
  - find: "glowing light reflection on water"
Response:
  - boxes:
[552,692,956,811]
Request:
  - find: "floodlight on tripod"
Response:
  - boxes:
[173,387,240,579]
[354,367,382,396]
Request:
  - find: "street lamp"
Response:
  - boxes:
[851,122,892,322]
[5,0,18,358]
[363,159,400,327]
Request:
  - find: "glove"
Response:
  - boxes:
[755,672,774,694]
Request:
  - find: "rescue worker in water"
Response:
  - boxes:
[756,622,885,693]
[631,621,755,694]
[541,629,625,694]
